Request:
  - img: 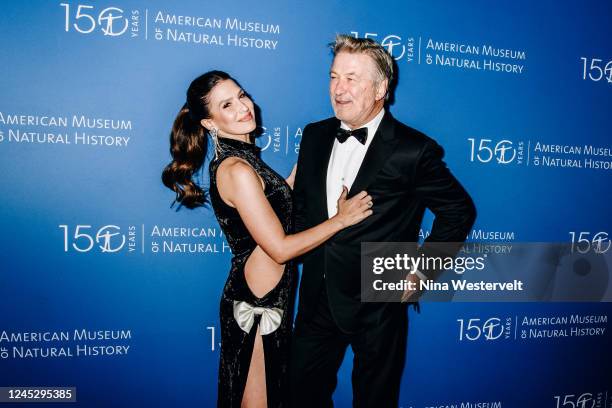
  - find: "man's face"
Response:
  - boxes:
[329,51,386,129]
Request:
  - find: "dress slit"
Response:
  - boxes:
[241,323,269,407]
[209,137,295,407]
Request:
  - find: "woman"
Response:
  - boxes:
[162,71,373,407]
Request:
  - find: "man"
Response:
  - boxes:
[290,35,476,407]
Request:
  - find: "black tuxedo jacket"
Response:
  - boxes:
[293,111,476,333]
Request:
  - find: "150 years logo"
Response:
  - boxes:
[350,31,416,62]
[60,3,137,37]
[59,225,136,253]
[569,232,611,254]
[457,317,513,341]
[468,138,524,165]
[580,57,612,84]
[554,391,610,408]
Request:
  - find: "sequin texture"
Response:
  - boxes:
[208,136,295,407]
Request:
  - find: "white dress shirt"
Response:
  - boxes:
[326,108,385,218]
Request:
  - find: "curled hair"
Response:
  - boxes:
[162,70,231,209]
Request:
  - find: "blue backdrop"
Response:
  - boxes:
[1,1,611,407]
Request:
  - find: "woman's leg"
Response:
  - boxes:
[241,325,267,408]
[239,249,290,407]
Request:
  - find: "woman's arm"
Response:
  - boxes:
[216,157,372,264]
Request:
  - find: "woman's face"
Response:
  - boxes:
[201,79,256,137]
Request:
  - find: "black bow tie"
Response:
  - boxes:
[336,127,368,145]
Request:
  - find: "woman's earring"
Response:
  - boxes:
[210,128,223,160]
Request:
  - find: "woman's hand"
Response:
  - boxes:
[217,161,372,264]
[332,186,373,228]
[285,164,297,190]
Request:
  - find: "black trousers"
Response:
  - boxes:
[289,285,408,408]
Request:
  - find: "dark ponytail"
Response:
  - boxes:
[162,70,231,209]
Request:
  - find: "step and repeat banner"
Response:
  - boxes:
[1,1,611,407]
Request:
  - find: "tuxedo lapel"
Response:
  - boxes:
[348,111,398,197]
[312,118,338,222]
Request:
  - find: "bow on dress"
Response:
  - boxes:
[233,300,284,335]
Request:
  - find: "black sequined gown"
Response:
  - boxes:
[208,137,295,408]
